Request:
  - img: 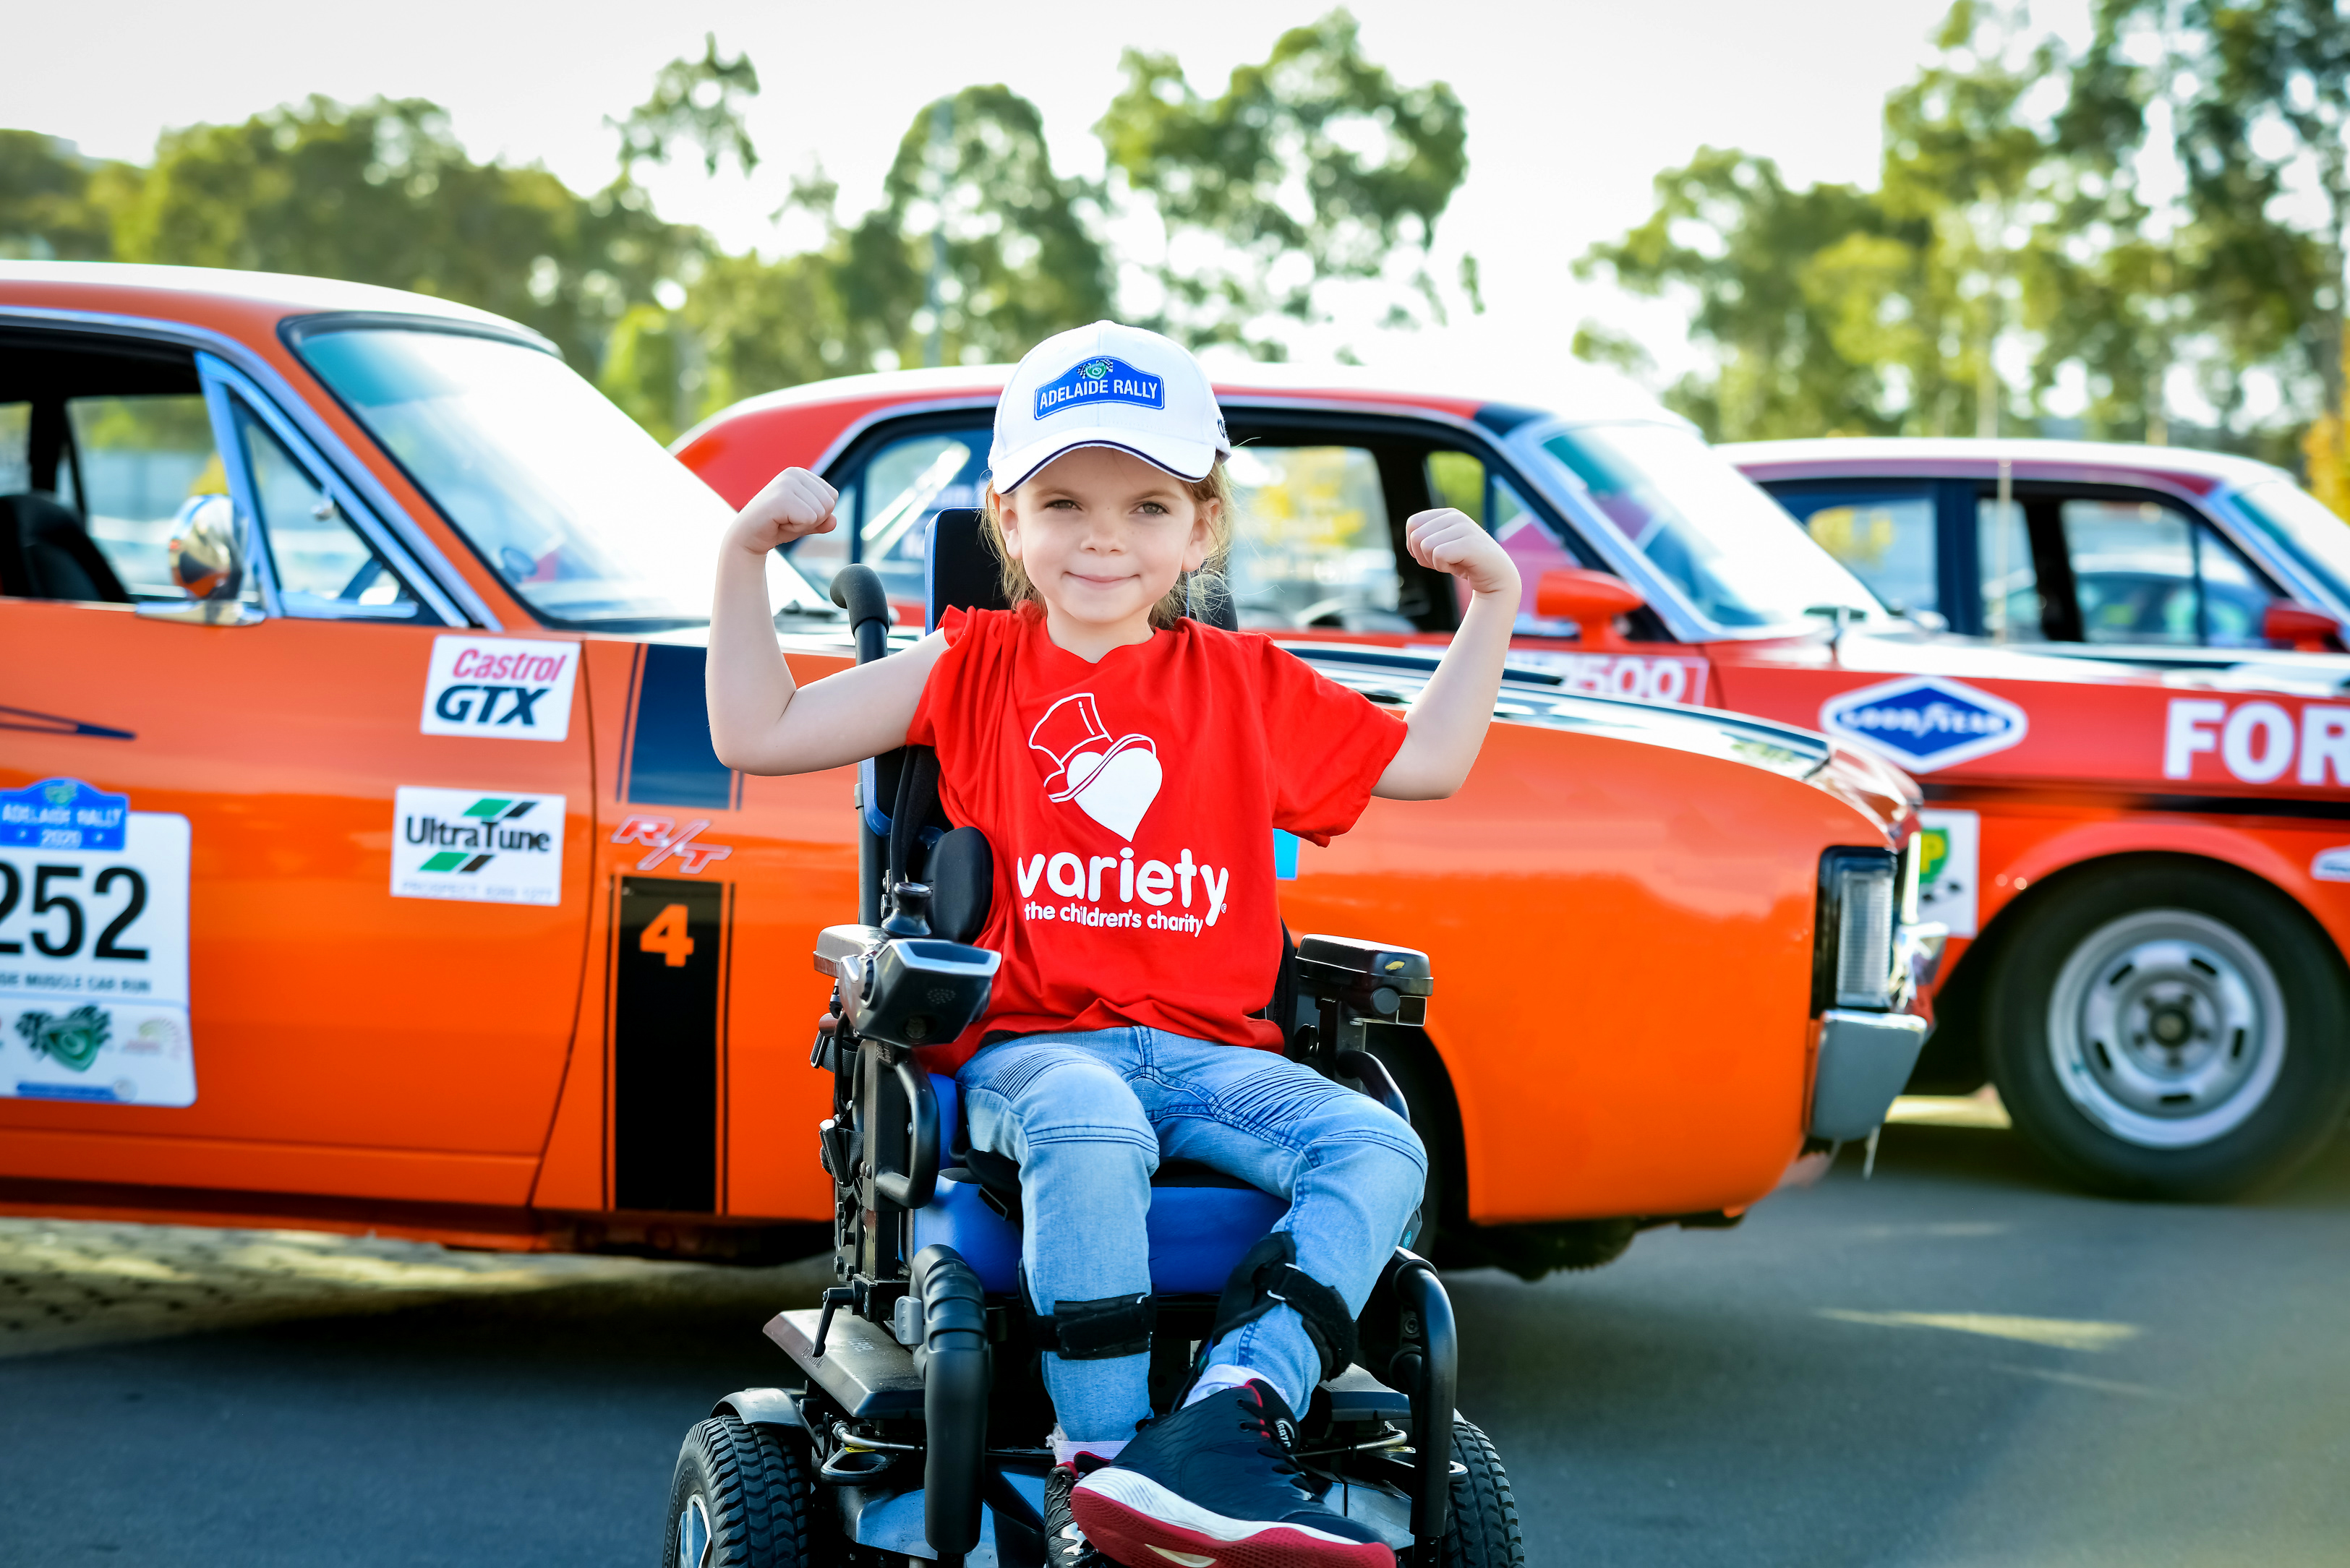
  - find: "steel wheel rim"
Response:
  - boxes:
[678,1493,712,1568]
[2046,907,2286,1149]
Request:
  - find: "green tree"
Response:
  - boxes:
[2072,0,2350,506]
[610,33,761,179]
[111,95,697,374]
[1097,9,1469,356]
[0,131,132,260]
[1578,149,1905,439]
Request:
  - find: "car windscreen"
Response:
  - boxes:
[2229,479,2350,614]
[1531,421,1885,631]
[295,326,826,627]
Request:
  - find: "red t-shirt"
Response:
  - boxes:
[905,604,1407,1071]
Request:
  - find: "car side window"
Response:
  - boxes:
[1779,493,1940,620]
[1223,444,1411,631]
[2057,497,2270,648]
[1976,496,2047,642]
[66,393,232,601]
[1427,449,1581,634]
[231,399,427,621]
[804,427,984,609]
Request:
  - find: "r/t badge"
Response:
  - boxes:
[612,815,735,874]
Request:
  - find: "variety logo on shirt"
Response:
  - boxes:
[1029,693,1161,839]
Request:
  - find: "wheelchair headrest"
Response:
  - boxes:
[923,507,1239,633]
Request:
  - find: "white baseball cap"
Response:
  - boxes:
[990,321,1231,492]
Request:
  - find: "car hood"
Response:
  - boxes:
[1733,625,2350,697]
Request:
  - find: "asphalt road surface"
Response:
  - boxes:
[4,1110,2346,1567]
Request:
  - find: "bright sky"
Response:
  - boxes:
[12,0,2093,394]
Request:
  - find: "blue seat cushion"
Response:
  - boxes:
[911,1075,1288,1296]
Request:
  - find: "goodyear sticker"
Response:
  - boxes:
[392,787,566,905]
[419,635,580,742]
[1821,676,2028,772]
[1035,355,1165,419]
[1,786,195,1106]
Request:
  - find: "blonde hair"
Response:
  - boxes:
[982,460,1236,630]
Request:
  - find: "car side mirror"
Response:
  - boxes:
[1535,568,1645,650]
[2263,599,2341,653]
[140,494,263,626]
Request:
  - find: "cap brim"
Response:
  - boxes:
[994,432,1218,492]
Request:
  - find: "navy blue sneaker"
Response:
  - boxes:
[1071,1380,1393,1568]
[1046,1457,1112,1568]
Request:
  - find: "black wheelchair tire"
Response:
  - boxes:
[1440,1418,1526,1568]
[662,1415,816,1568]
[1986,860,2350,1200]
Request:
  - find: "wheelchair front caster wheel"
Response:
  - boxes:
[663,1414,816,1568]
[1440,1419,1526,1567]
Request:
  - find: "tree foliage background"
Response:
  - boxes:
[0,12,1469,445]
[1579,0,2350,515]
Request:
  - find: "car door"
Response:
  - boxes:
[0,326,590,1207]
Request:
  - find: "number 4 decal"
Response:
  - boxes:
[639,902,696,967]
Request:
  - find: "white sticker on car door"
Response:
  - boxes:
[1916,808,1981,938]
[0,779,195,1107]
[419,635,580,742]
[390,787,566,905]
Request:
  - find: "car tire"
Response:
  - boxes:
[662,1414,816,1568]
[1440,1418,1526,1568]
[1986,860,2350,1199]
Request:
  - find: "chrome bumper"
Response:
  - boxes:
[1808,1009,1931,1141]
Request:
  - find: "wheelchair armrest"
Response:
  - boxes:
[816,923,1001,1050]
[1293,934,1432,1025]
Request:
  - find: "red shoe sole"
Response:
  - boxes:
[1072,1473,1396,1568]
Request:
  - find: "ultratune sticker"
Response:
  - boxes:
[1916,808,1981,938]
[1820,676,2028,772]
[0,781,195,1107]
[419,635,580,742]
[391,788,565,905]
[2315,847,2350,883]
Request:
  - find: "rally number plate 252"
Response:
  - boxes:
[0,779,194,1107]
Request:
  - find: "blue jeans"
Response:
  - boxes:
[955,1027,1427,1442]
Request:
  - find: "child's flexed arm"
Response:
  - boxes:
[1372,509,1523,800]
[707,467,948,776]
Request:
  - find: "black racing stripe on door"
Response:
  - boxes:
[612,875,725,1213]
[624,643,738,808]
[1922,782,2350,821]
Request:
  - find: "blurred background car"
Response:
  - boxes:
[1727,437,2350,672]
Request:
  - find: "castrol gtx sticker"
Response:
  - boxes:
[419,635,579,742]
[0,779,195,1107]
[2163,698,2350,785]
[392,788,565,905]
[1820,676,2028,772]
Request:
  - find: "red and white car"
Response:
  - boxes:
[679,368,2350,1201]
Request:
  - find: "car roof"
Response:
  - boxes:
[0,260,542,339]
[1719,434,2290,496]
[680,353,1686,452]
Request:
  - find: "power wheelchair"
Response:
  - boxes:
[667,511,1523,1567]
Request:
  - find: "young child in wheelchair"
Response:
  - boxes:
[709,322,1518,1568]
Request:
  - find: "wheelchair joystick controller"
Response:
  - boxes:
[881,881,933,938]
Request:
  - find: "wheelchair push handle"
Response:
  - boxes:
[829,565,894,665]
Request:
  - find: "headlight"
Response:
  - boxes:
[1816,847,1899,1011]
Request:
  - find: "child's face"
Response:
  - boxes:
[996,447,1216,635]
